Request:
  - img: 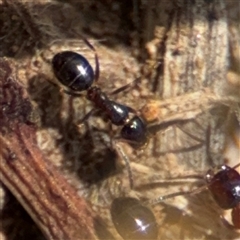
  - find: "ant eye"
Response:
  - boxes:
[52,51,94,91]
[111,197,158,240]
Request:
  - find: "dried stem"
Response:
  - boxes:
[0,126,103,240]
[0,59,108,240]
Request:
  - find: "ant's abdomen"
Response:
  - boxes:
[52,51,95,91]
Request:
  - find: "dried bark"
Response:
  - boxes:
[0,58,113,239]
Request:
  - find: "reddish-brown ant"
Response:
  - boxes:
[148,163,240,230]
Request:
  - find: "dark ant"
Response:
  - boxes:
[51,40,148,146]
[111,197,158,240]
[51,39,148,188]
[110,163,240,240]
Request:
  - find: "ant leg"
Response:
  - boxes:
[112,140,134,189]
[147,184,207,205]
[82,38,100,82]
[46,76,84,97]
[62,89,83,97]
[148,119,208,155]
[233,163,240,169]
[110,77,141,95]
[69,31,100,81]
[205,125,215,167]
[220,212,237,230]
[107,122,115,150]
[126,106,138,115]
[76,108,97,125]
[113,135,148,149]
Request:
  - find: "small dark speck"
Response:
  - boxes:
[224,158,230,165]
[204,0,214,3]
[7,150,17,161]
[7,77,13,83]
[32,60,41,68]
[207,11,218,22]
[10,152,16,158]
[172,49,181,56]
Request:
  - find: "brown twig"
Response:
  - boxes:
[0,59,108,240]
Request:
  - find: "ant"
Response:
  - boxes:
[51,39,148,187]
[110,197,158,240]
[150,162,240,230]
[110,163,240,240]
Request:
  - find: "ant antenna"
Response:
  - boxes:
[81,38,100,82]
[114,142,134,189]
[147,185,207,205]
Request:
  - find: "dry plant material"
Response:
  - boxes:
[1,0,239,240]
[0,59,109,240]
[141,88,239,123]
